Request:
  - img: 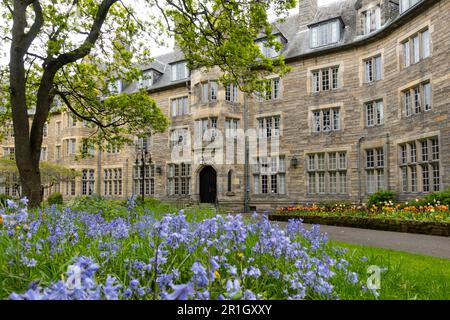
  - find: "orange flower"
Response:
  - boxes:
[0,215,3,226]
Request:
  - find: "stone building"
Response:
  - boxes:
[1,0,449,211]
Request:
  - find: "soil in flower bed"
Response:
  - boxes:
[268,214,450,237]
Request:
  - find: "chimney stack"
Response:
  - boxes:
[298,0,318,29]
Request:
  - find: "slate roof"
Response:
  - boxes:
[122,0,431,93]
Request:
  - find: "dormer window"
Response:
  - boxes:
[310,19,342,48]
[362,5,381,35]
[107,79,122,95]
[400,0,421,14]
[139,70,153,88]
[171,61,189,81]
[256,39,279,58]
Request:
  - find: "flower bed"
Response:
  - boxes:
[0,197,376,300]
[275,202,450,222]
[271,202,450,236]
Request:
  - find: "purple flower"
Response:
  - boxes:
[103,276,121,300]
[191,261,209,288]
[129,279,139,289]
[225,279,241,297]
[165,283,194,300]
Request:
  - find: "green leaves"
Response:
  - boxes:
[0,158,80,189]
[159,0,296,93]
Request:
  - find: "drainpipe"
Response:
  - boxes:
[385,133,390,191]
[97,148,102,195]
[357,136,365,204]
[243,93,250,213]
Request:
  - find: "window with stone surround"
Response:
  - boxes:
[252,156,285,194]
[195,118,218,143]
[225,118,239,139]
[67,113,77,128]
[402,81,432,117]
[105,168,123,196]
[312,66,339,92]
[66,179,76,196]
[257,115,281,138]
[399,137,440,193]
[366,148,385,194]
[312,108,340,133]
[225,83,239,102]
[40,147,48,161]
[171,96,189,117]
[82,169,95,195]
[133,165,154,196]
[168,163,191,196]
[200,81,218,103]
[365,100,384,127]
[56,121,61,136]
[170,128,190,147]
[43,123,48,137]
[64,138,76,156]
[402,28,430,67]
[256,78,280,101]
[307,152,347,194]
[364,55,382,83]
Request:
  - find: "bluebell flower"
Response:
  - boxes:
[165,283,193,300]
[123,288,132,299]
[129,279,139,289]
[103,275,121,300]
[225,279,241,298]
[191,261,209,287]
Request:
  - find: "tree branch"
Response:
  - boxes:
[22,0,44,52]
[50,0,119,69]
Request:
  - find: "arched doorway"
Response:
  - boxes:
[199,166,217,203]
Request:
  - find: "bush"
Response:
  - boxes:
[424,189,450,205]
[367,190,396,209]
[47,192,63,205]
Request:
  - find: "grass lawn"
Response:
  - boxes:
[330,241,450,300]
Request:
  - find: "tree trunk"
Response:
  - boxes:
[8,0,117,207]
[17,160,42,207]
[9,1,45,208]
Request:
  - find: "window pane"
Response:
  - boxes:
[374,56,382,80]
[376,101,384,125]
[412,36,420,63]
[403,42,410,67]
[312,72,320,92]
[423,82,432,111]
[331,20,339,43]
[422,29,430,58]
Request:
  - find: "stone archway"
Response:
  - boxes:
[199,166,217,203]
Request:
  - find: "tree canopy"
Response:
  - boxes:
[157,0,296,92]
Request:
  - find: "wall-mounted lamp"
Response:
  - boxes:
[290,156,298,168]
[156,166,162,175]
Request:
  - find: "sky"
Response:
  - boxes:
[0,0,342,64]
[153,0,342,56]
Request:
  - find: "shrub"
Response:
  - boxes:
[47,192,63,205]
[424,189,450,205]
[367,190,396,209]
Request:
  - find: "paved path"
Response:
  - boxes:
[271,221,450,259]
